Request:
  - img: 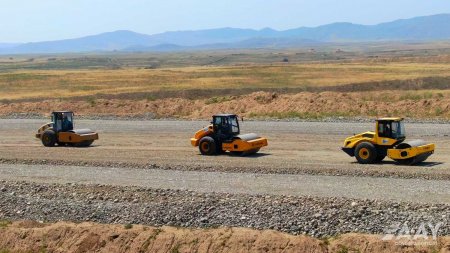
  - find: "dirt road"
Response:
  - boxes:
[0,118,449,203]
[0,119,449,179]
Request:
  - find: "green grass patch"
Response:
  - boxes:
[170,243,181,253]
[399,91,443,101]
[205,96,234,105]
[336,246,349,253]
[86,97,97,107]
[146,94,157,101]
[435,107,444,116]
[0,73,53,82]
[0,220,11,228]
[140,228,162,253]
[400,92,423,101]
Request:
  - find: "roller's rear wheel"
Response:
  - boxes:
[355,142,377,164]
[231,148,260,156]
[74,140,94,147]
[41,130,57,147]
[393,140,432,165]
[244,148,260,156]
[395,158,415,166]
[375,149,387,163]
[199,136,217,155]
[231,151,244,156]
[394,152,432,166]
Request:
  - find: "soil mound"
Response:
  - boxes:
[0,221,448,253]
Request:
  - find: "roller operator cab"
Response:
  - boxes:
[35,111,99,147]
[191,114,268,156]
[342,118,435,165]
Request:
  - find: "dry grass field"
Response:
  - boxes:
[1,46,450,119]
[1,62,450,101]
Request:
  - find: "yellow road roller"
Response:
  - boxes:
[36,111,98,147]
[191,114,268,155]
[342,117,435,165]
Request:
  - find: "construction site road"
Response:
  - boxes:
[0,163,448,204]
[1,119,449,237]
[0,119,449,181]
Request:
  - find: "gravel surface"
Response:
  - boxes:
[0,163,448,204]
[0,118,448,238]
[2,113,450,123]
[1,158,449,181]
[0,181,448,238]
[1,119,449,181]
[1,118,448,136]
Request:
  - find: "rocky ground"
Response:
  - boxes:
[1,157,449,181]
[0,181,448,238]
[0,119,448,252]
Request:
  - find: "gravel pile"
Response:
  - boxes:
[0,181,448,238]
[1,158,448,181]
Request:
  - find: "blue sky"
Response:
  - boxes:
[1,0,450,42]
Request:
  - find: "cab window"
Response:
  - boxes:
[230,117,239,134]
[391,121,405,138]
[214,117,222,125]
[378,121,392,138]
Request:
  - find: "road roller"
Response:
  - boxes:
[342,117,435,165]
[35,111,98,147]
[191,114,268,156]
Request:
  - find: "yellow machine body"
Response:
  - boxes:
[35,111,98,147]
[36,123,98,144]
[57,131,99,143]
[191,125,213,147]
[191,114,268,155]
[387,143,435,160]
[342,117,435,165]
[191,124,268,153]
[221,138,268,152]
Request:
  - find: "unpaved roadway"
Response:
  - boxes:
[0,119,449,179]
[0,163,448,204]
[0,119,449,237]
[0,119,449,202]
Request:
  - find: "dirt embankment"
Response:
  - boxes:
[1,90,449,119]
[0,221,448,253]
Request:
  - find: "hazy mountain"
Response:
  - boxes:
[124,37,321,52]
[0,43,22,49]
[198,37,321,50]
[147,27,275,46]
[2,14,450,54]
[283,14,450,41]
[124,43,185,52]
[8,30,153,54]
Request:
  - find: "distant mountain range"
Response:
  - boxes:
[0,43,21,49]
[1,14,450,54]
